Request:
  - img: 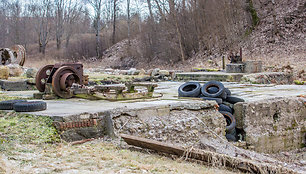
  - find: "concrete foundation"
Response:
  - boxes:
[175,71,292,84]
[0,79,35,91]
[244,61,262,73]
[226,61,262,74]
[234,97,306,153]
[1,82,305,153]
[175,72,244,82]
[226,63,245,73]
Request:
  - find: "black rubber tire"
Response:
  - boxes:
[218,104,233,114]
[178,82,201,97]
[225,96,245,104]
[219,91,227,100]
[219,111,236,133]
[225,133,237,142]
[224,88,231,96]
[201,81,225,98]
[13,101,47,112]
[207,87,218,94]
[0,100,27,110]
[200,97,223,104]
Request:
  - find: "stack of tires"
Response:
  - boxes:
[0,100,47,112]
[178,81,244,142]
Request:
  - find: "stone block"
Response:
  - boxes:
[0,80,32,91]
[7,64,23,77]
[226,63,245,73]
[26,68,37,78]
[233,97,305,153]
[241,72,293,84]
[244,61,262,73]
[0,66,9,79]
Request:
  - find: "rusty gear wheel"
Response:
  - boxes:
[35,65,54,92]
[52,66,81,98]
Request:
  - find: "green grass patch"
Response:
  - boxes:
[0,111,60,155]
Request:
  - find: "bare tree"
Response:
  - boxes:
[55,0,65,50]
[8,0,22,44]
[84,0,103,58]
[127,0,131,45]
[28,0,53,55]
[168,0,185,61]
[65,0,83,48]
[0,0,9,47]
[112,0,118,44]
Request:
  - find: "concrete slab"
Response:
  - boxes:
[175,72,244,82]
[2,82,305,118]
[175,71,293,84]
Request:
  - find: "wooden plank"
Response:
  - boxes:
[121,134,185,156]
[120,134,296,174]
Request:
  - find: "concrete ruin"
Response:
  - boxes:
[234,96,305,153]
[1,81,305,173]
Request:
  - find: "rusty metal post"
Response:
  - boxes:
[222,56,225,70]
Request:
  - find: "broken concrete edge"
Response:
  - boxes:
[42,100,218,122]
[39,100,219,139]
[120,134,296,174]
[233,96,306,153]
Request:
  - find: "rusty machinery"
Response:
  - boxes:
[228,47,243,63]
[35,63,158,100]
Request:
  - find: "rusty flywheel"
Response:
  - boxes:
[52,66,81,99]
[35,65,54,92]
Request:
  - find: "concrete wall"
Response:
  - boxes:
[234,97,306,153]
[112,101,226,147]
[56,101,226,144]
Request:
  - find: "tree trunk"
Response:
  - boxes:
[168,0,186,62]
[271,0,278,37]
[112,0,117,45]
[127,0,131,46]
[96,13,101,58]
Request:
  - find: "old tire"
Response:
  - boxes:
[207,87,218,94]
[225,96,245,104]
[225,133,237,142]
[13,101,47,112]
[200,97,223,104]
[218,104,233,114]
[224,88,231,96]
[0,100,27,110]
[178,82,201,97]
[201,81,225,98]
[220,91,227,100]
[219,111,236,133]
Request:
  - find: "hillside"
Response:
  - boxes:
[96,0,305,77]
[24,0,305,80]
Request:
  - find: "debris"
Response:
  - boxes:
[35,63,159,100]
[0,45,26,66]
[70,138,95,146]
[120,134,295,174]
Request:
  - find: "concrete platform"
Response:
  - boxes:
[2,82,305,118]
[175,71,293,84]
[175,72,244,82]
[1,82,305,153]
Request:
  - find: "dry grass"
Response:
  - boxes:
[0,111,239,174]
[0,140,240,174]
